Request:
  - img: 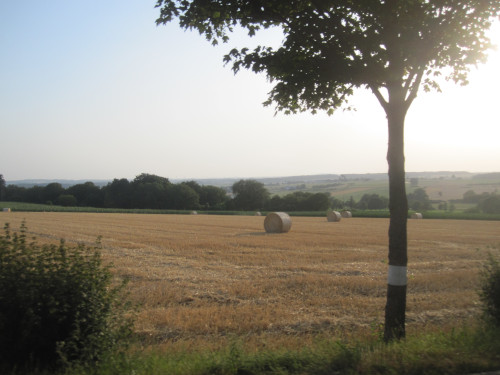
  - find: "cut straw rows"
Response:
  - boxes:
[2,212,500,350]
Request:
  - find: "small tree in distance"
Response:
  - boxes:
[232,179,269,210]
[156,1,500,341]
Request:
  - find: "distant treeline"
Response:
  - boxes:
[0,173,387,212]
[453,189,500,214]
[2,173,497,213]
[1,174,227,210]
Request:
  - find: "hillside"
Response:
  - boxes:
[6,171,499,203]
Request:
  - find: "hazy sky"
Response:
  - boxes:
[1,2,499,182]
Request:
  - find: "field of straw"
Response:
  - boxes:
[2,212,500,351]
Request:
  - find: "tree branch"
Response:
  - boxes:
[404,66,425,107]
[370,85,388,112]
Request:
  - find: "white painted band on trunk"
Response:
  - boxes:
[388,265,407,286]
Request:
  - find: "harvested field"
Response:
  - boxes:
[2,212,500,351]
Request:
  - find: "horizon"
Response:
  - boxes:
[5,170,498,186]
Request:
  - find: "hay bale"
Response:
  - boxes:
[340,210,352,218]
[2,208,11,212]
[254,211,262,216]
[190,211,198,215]
[327,210,342,222]
[411,212,423,219]
[264,212,292,233]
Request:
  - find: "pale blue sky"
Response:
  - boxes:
[1,1,499,181]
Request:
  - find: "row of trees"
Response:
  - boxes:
[2,174,228,211]
[460,190,500,214]
[3,173,497,213]
[0,173,396,212]
[1,174,333,211]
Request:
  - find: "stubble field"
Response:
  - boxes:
[2,212,500,352]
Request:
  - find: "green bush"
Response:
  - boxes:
[480,253,500,326]
[0,222,132,372]
[57,194,78,207]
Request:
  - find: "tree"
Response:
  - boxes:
[103,178,133,208]
[231,179,269,210]
[26,186,44,204]
[133,173,171,188]
[199,185,228,209]
[479,194,500,214]
[57,194,77,207]
[268,191,331,211]
[0,175,5,201]
[330,197,345,210]
[66,182,104,207]
[130,174,172,209]
[266,195,285,211]
[131,182,168,209]
[156,1,500,341]
[357,193,389,210]
[4,185,27,202]
[305,192,331,211]
[42,183,65,205]
[182,180,203,196]
[166,183,200,210]
[407,187,432,211]
[281,191,304,211]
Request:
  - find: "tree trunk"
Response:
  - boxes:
[383,93,409,342]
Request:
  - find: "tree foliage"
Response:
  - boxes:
[479,194,500,214]
[0,174,5,201]
[356,193,389,210]
[459,190,500,214]
[267,191,331,211]
[104,178,133,209]
[3,174,228,211]
[407,187,432,211]
[199,184,229,209]
[232,179,270,210]
[133,173,171,187]
[156,1,499,114]
[67,181,104,208]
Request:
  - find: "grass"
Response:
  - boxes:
[2,201,500,220]
[20,323,500,374]
[421,210,500,221]
[0,202,257,216]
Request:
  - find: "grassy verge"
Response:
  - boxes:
[1,202,500,220]
[419,210,500,221]
[0,202,255,216]
[50,323,500,375]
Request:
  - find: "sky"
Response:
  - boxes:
[1,1,499,182]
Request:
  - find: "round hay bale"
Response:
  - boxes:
[411,212,423,219]
[327,210,342,222]
[190,210,198,215]
[2,208,11,212]
[254,211,262,216]
[340,210,352,218]
[264,212,292,233]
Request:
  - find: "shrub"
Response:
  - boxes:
[0,222,132,372]
[57,194,77,207]
[479,253,500,326]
